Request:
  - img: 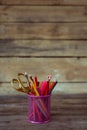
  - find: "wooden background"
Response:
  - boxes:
[0,0,87,95]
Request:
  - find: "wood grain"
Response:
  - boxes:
[0,83,87,95]
[0,6,87,22]
[0,94,87,130]
[0,23,87,39]
[0,40,87,56]
[0,58,87,82]
[0,0,87,5]
[0,0,87,96]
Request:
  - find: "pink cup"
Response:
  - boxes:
[27,94,51,124]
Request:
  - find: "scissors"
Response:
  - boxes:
[11,73,32,94]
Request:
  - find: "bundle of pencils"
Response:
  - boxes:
[25,73,57,96]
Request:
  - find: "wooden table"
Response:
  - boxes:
[0,94,87,130]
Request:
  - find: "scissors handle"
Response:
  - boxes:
[11,78,26,93]
[18,73,32,92]
[11,73,31,93]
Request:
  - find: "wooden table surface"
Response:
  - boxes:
[0,94,87,130]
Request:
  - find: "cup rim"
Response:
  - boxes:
[27,94,51,98]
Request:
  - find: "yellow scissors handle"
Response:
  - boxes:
[11,73,31,93]
[11,78,26,93]
[18,73,32,92]
[18,73,28,93]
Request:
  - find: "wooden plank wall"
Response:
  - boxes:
[0,0,87,95]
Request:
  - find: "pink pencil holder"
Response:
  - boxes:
[27,94,51,124]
